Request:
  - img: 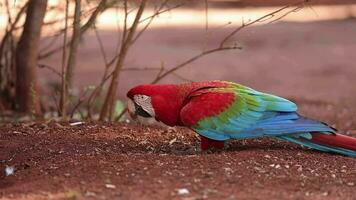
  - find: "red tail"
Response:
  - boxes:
[311,132,356,151]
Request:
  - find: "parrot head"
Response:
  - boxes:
[127,93,155,119]
[126,81,228,126]
[126,84,183,126]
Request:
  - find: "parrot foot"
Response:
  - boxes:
[200,135,225,151]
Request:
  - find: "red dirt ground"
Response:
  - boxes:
[1,117,356,200]
[2,17,356,200]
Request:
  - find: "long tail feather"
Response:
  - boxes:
[310,132,356,151]
[277,132,356,157]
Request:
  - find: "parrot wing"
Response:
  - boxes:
[180,82,335,141]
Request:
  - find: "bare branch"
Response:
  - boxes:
[70,88,91,118]
[151,0,308,84]
[0,2,28,59]
[267,5,304,24]
[81,0,116,34]
[138,3,182,24]
[151,46,241,84]
[60,0,69,118]
[38,64,62,77]
[38,0,116,60]
[132,1,183,43]
[121,67,161,71]
[114,107,127,121]
[219,0,308,48]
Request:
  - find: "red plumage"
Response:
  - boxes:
[180,91,235,126]
[311,133,356,151]
[127,81,229,126]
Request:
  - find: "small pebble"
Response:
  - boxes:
[70,121,84,126]
[346,182,354,186]
[177,188,189,195]
[105,184,116,189]
[322,192,329,196]
[5,166,15,176]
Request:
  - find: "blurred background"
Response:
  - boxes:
[1,0,356,121]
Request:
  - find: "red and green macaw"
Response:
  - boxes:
[127,80,356,157]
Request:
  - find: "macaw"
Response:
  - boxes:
[127,80,356,157]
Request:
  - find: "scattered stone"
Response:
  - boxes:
[346,182,354,186]
[297,165,303,172]
[5,166,15,176]
[105,184,116,189]
[224,167,233,173]
[85,191,96,197]
[177,188,189,195]
[70,121,85,126]
[169,138,177,145]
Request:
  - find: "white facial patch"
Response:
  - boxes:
[133,95,155,117]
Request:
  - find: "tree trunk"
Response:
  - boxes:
[15,0,47,114]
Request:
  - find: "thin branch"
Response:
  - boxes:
[38,64,62,77]
[114,107,127,121]
[219,0,308,48]
[121,67,161,71]
[151,46,241,84]
[81,0,116,34]
[121,0,128,43]
[94,25,109,65]
[60,0,69,118]
[132,1,183,43]
[138,3,182,23]
[267,5,304,24]
[70,88,90,118]
[39,33,61,55]
[171,71,193,82]
[0,2,28,59]
[150,1,308,84]
[38,0,116,60]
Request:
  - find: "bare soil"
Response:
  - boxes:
[1,118,356,200]
[2,19,356,199]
